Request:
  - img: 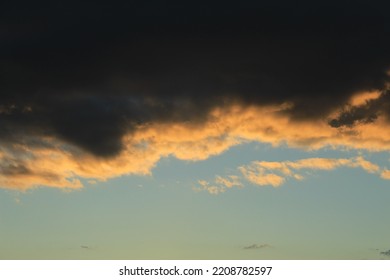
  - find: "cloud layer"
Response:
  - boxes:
[2,102,390,190]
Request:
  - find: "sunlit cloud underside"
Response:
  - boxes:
[1,91,390,191]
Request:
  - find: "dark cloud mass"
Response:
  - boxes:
[1,1,390,157]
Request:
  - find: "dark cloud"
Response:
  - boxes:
[1,1,390,156]
[329,91,390,128]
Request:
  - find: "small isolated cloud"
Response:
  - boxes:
[243,244,271,250]
[194,180,226,195]
[380,249,390,257]
[80,245,97,250]
[194,175,243,194]
[239,156,384,188]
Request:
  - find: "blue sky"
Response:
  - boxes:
[1,142,389,259]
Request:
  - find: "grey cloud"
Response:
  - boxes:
[329,90,390,128]
[243,244,271,250]
[380,249,390,257]
[0,159,31,176]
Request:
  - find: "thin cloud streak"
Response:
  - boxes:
[243,244,272,250]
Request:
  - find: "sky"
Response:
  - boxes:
[1,1,390,259]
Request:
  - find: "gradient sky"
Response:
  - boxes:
[1,1,390,260]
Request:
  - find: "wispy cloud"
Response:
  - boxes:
[194,180,226,195]
[215,175,243,189]
[239,156,385,188]
[238,168,285,187]
[194,175,243,195]
[195,156,390,194]
[243,244,271,250]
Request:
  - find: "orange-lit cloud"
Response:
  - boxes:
[381,169,390,180]
[1,91,390,191]
[215,175,243,188]
[193,175,243,195]
[196,156,389,193]
[238,156,384,188]
[238,167,285,187]
[194,180,226,195]
[349,90,381,107]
